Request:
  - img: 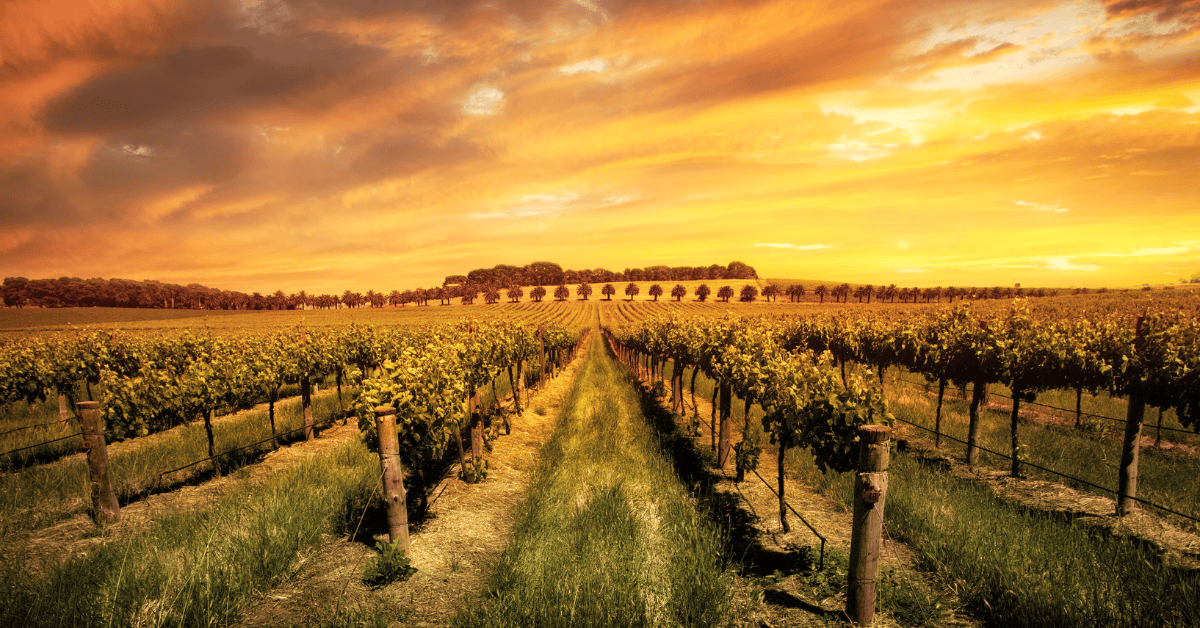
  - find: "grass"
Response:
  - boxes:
[0,437,381,628]
[885,369,1200,529]
[0,382,306,472]
[453,333,730,627]
[0,386,349,533]
[783,436,1200,627]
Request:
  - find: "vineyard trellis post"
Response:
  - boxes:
[966,381,987,466]
[1117,315,1147,517]
[847,424,891,626]
[300,329,314,441]
[538,324,545,389]
[77,401,121,526]
[717,382,732,470]
[373,406,410,549]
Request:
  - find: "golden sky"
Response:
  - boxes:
[2,0,1198,293]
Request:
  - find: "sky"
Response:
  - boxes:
[1,0,1198,294]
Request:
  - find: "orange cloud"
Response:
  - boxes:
[1,0,1197,292]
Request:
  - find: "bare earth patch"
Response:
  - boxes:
[233,340,591,628]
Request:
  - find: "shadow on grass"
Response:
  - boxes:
[610,351,829,589]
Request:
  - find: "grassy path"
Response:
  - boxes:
[455,332,730,628]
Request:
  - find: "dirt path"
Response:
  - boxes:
[233,337,591,627]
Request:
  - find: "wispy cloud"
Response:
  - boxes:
[463,86,504,116]
[469,190,636,220]
[1014,200,1069,212]
[755,243,835,250]
[1044,258,1100,272]
[560,58,608,75]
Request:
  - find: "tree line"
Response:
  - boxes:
[0,260,758,310]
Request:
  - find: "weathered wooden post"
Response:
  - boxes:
[847,425,891,626]
[717,382,732,470]
[538,324,546,388]
[77,401,120,526]
[300,329,314,441]
[374,407,409,549]
[1118,315,1147,517]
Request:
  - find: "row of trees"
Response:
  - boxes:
[786,283,1059,304]
[452,260,758,288]
[0,260,759,310]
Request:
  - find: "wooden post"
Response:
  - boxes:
[538,324,546,388]
[374,407,410,550]
[469,386,483,459]
[56,391,69,425]
[717,382,732,470]
[77,401,120,526]
[847,425,891,626]
[966,381,986,466]
[301,329,314,441]
[1118,315,1147,517]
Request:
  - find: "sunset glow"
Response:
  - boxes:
[2,0,1198,292]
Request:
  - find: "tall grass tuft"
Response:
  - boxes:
[0,438,379,627]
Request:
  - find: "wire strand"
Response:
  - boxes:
[890,414,1200,525]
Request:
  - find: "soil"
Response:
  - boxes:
[232,338,591,627]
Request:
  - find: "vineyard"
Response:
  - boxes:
[1,293,1198,626]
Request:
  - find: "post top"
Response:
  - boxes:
[374,406,397,416]
[858,424,892,443]
[76,401,100,410]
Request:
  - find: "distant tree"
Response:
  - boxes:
[577,282,593,300]
[695,284,711,302]
[625,283,640,301]
[762,284,779,302]
[364,289,378,308]
[785,284,806,302]
[829,285,844,303]
[739,285,758,302]
[507,285,524,303]
[648,284,663,301]
[485,285,501,304]
[853,286,865,303]
[531,286,547,302]
[813,284,828,303]
[670,284,686,301]
[554,284,570,301]
[461,292,475,305]
[717,286,734,302]
[601,283,616,301]
[863,285,874,304]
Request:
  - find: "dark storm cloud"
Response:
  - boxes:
[42,38,387,134]
[0,160,81,227]
[80,123,250,196]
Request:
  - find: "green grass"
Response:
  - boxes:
[454,333,730,627]
[0,437,380,628]
[783,441,1200,627]
[0,387,349,533]
[885,370,1200,529]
